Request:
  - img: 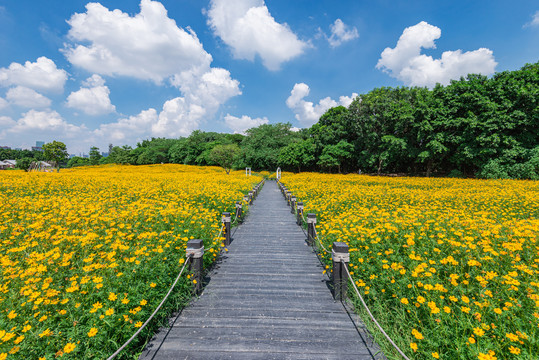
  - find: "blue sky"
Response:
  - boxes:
[0,0,537,154]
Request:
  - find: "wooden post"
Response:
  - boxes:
[186,239,204,294]
[235,201,242,222]
[222,212,231,246]
[332,242,349,301]
[307,213,316,246]
[296,202,303,226]
[290,196,296,214]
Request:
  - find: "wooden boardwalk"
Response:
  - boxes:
[140,181,384,360]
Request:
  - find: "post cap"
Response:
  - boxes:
[297,202,303,206]
[187,239,204,249]
[222,212,231,216]
[332,242,349,253]
[307,213,316,218]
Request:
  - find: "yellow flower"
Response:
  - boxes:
[140,299,147,306]
[468,337,476,344]
[473,327,485,337]
[401,298,409,305]
[432,352,439,359]
[150,283,156,288]
[508,346,520,355]
[412,329,424,340]
[14,335,24,344]
[477,351,497,360]
[506,333,519,341]
[88,328,98,337]
[7,311,17,320]
[134,321,143,328]
[63,342,76,354]
[38,329,52,338]
[109,292,117,301]
[410,342,418,352]
[105,308,114,316]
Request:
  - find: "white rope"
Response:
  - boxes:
[313,227,329,253]
[107,254,193,360]
[342,261,411,360]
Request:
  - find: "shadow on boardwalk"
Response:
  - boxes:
[140,180,385,360]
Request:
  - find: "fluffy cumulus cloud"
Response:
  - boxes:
[94,109,158,142]
[0,57,67,93]
[0,116,15,127]
[207,0,307,70]
[64,0,212,83]
[66,75,116,115]
[377,21,497,88]
[9,110,83,135]
[224,114,269,134]
[327,19,359,47]
[63,0,241,139]
[6,86,51,108]
[286,83,358,127]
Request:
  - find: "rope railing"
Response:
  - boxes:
[107,178,265,359]
[342,260,411,360]
[279,179,410,360]
[107,254,193,360]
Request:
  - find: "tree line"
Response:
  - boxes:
[5,61,537,179]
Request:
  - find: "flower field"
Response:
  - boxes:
[281,173,538,360]
[0,165,259,359]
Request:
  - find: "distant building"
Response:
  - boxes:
[0,146,11,150]
[32,146,43,152]
[2,160,16,168]
[36,141,45,148]
[15,148,22,151]
[0,161,9,170]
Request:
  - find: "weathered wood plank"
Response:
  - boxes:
[139,181,384,360]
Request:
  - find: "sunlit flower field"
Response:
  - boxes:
[281,173,538,360]
[0,165,259,359]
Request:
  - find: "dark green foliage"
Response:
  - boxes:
[57,61,537,179]
[42,141,68,170]
[15,157,33,171]
[208,144,241,174]
[89,146,102,165]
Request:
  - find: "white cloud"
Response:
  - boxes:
[0,57,67,93]
[327,19,359,47]
[9,110,83,136]
[376,21,497,87]
[66,75,116,115]
[6,86,51,108]
[524,10,539,27]
[0,116,15,127]
[94,108,158,142]
[224,114,269,134]
[64,0,212,83]
[207,0,307,70]
[0,97,8,110]
[286,83,358,127]
[64,1,241,137]
[157,68,241,137]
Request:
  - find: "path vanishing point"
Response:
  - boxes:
[140,180,384,360]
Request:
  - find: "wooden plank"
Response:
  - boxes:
[140,181,384,360]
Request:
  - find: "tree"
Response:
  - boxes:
[16,157,33,171]
[89,146,102,165]
[278,139,315,172]
[208,144,241,174]
[239,123,301,170]
[42,141,68,171]
[317,140,354,173]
